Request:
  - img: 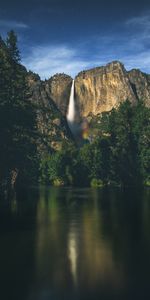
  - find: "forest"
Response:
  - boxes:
[40,100,150,187]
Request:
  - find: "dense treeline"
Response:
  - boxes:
[40,100,150,187]
[0,31,37,193]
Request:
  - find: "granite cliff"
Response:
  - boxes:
[128,69,150,107]
[27,72,72,154]
[27,61,150,146]
[45,73,72,116]
[75,61,137,118]
[45,61,150,120]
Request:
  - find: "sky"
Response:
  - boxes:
[0,0,150,79]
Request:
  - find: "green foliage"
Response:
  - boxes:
[90,178,104,188]
[6,30,20,62]
[40,100,150,188]
[0,32,38,187]
[132,101,150,183]
[39,142,77,186]
[75,137,110,186]
[100,100,150,186]
[108,101,137,185]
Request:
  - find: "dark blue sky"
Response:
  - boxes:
[1,0,150,78]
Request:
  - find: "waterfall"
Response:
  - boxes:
[67,79,75,123]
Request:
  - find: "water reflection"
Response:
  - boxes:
[79,189,124,292]
[0,187,39,300]
[0,187,150,300]
[68,222,78,287]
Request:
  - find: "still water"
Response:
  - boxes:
[0,187,150,300]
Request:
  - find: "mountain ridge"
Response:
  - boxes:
[36,61,149,121]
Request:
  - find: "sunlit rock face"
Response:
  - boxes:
[75,61,137,118]
[27,62,150,145]
[45,73,72,116]
[128,69,150,107]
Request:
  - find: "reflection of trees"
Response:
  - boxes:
[33,187,73,299]
[96,188,150,298]
[78,188,125,297]
[34,188,125,298]
[0,188,38,300]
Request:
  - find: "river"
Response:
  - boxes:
[0,187,150,300]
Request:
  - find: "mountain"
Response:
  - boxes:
[128,69,150,107]
[45,73,72,116]
[75,61,137,118]
[46,61,150,120]
[26,61,150,151]
[27,72,72,154]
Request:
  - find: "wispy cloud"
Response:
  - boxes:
[125,14,150,27]
[87,12,150,73]
[22,12,150,78]
[121,52,150,71]
[0,20,29,29]
[23,45,95,79]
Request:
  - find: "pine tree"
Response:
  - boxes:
[0,32,37,190]
[6,30,20,63]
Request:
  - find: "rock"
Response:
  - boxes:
[26,62,150,149]
[128,69,150,107]
[45,73,72,116]
[29,62,150,125]
[74,61,137,118]
[27,72,73,155]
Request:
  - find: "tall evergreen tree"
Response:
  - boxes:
[6,30,20,62]
[0,32,37,190]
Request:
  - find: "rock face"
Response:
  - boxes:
[74,61,137,118]
[27,62,150,146]
[27,72,72,154]
[45,73,72,116]
[128,69,150,107]
[31,62,150,124]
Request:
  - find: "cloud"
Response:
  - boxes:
[125,14,150,28]
[91,13,150,73]
[119,52,150,73]
[22,12,150,78]
[23,45,95,79]
[0,20,29,29]
[23,35,150,78]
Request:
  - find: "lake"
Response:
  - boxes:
[0,187,150,300]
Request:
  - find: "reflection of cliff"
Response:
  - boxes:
[30,188,72,300]
[25,187,150,299]
[68,222,78,287]
[79,190,124,291]
[31,188,126,299]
